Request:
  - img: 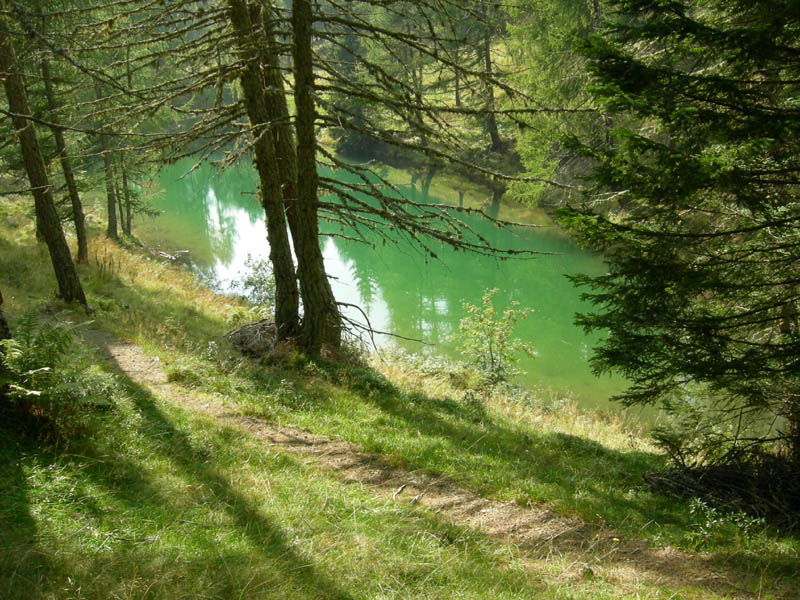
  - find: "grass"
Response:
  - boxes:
[2,194,799,598]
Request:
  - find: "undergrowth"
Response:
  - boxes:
[2,195,799,598]
[0,310,116,440]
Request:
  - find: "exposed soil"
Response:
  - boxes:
[82,330,787,599]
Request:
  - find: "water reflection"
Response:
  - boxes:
[139,158,625,408]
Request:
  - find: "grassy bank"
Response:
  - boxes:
[1,196,799,598]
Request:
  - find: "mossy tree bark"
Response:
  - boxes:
[120,154,133,236]
[0,289,10,403]
[254,3,301,243]
[228,0,300,339]
[481,19,501,152]
[470,0,502,152]
[293,0,342,354]
[0,18,87,306]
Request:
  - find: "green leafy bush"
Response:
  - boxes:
[0,311,114,439]
[232,255,275,308]
[454,289,536,384]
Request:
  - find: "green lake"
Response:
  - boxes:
[139,158,631,413]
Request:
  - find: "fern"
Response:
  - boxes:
[1,310,106,439]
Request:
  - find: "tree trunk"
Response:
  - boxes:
[787,403,800,468]
[94,83,118,240]
[293,0,342,354]
[421,162,441,199]
[0,288,10,403]
[40,58,88,263]
[121,154,132,235]
[487,185,503,219]
[228,0,300,340]
[481,18,502,152]
[255,3,301,243]
[0,288,10,341]
[115,172,126,235]
[0,20,87,306]
[454,68,461,108]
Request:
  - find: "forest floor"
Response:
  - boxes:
[2,201,799,598]
[73,327,796,599]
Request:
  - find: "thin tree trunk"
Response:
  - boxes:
[121,155,132,235]
[40,58,88,263]
[487,184,503,219]
[122,46,134,237]
[0,21,87,306]
[421,163,440,198]
[94,83,118,240]
[115,171,126,235]
[786,398,800,468]
[480,15,502,152]
[228,0,300,340]
[103,146,118,240]
[0,288,10,341]
[293,0,342,353]
[0,287,10,404]
[454,68,461,108]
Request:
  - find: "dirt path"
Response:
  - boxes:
[83,330,773,598]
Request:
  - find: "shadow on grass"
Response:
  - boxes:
[332,365,663,524]
[90,343,353,600]
[293,364,800,594]
[0,360,354,599]
[0,425,57,600]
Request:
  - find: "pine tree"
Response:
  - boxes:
[560,0,800,465]
[0,7,87,307]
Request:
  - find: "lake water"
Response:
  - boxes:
[138,158,629,411]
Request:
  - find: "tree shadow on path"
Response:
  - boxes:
[10,332,356,599]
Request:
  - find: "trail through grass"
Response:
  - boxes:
[1,198,799,598]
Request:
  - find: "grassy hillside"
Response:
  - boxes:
[1,194,798,599]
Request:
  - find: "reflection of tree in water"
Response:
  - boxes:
[156,159,264,274]
[320,167,511,348]
[156,159,621,399]
[317,162,613,394]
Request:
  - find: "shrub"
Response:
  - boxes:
[0,311,113,439]
[232,255,275,308]
[454,289,535,384]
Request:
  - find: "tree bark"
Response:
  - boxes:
[480,10,502,152]
[228,0,300,339]
[0,289,10,341]
[40,58,89,263]
[293,0,342,353]
[0,288,10,403]
[786,398,800,468]
[120,154,132,235]
[421,162,441,199]
[0,19,87,306]
[454,68,461,108]
[115,172,126,234]
[253,3,301,243]
[94,83,118,240]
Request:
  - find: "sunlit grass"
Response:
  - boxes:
[2,195,799,599]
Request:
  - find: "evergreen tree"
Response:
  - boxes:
[561,0,800,466]
[0,7,87,307]
[227,0,301,340]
